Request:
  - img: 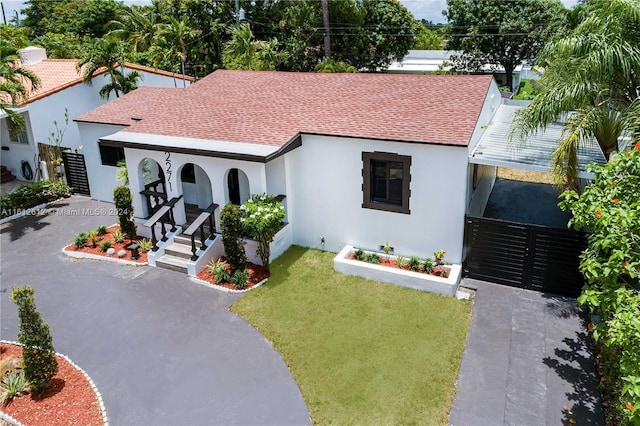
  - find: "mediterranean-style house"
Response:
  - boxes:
[74,70,503,274]
[0,46,193,184]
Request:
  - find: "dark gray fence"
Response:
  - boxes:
[463,216,588,297]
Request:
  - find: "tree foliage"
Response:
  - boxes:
[0,39,40,137]
[11,286,58,394]
[240,194,286,273]
[559,143,640,425]
[512,0,640,188]
[220,203,247,274]
[444,0,567,89]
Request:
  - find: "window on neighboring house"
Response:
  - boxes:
[362,152,411,214]
[8,123,29,144]
[99,145,125,166]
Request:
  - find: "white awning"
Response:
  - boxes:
[470,105,607,179]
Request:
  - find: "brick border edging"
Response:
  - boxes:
[189,276,268,293]
[62,246,148,266]
[0,340,109,426]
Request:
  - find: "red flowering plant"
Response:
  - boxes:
[559,146,640,424]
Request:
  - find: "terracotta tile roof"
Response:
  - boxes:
[1,59,191,105]
[76,70,494,147]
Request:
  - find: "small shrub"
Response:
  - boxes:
[366,253,381,264]
[96,225,108,236]
[137,238,153,253]
[408,256,422,271]
[382,242,393,258]
[87,230,101,248]
[0,371,28,405]
[434,250,446,266]
[207,259,230,283]
[231,269,250,289]
[11,286,58,394]
[74,232,87,249]
[353,248,365,260]
[423,258,434,273]
[100,241,113,252]
[396,255,408,269]
[112,231,125,243]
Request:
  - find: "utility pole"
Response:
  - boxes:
[321,0,331,59]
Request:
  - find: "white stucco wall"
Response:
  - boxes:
[467,163,496,217]
[123,148,267,228]
[1,112,38,180]
[468,80,502,153]
[286,135,469,264]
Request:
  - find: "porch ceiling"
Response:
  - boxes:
[470,105,607,179]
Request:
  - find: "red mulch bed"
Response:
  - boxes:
[196,260,270,291]
[347,253,450,278]
[64,225,148,263]
[0,343,103,426]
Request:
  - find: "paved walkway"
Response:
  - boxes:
[450,279,604,426]
[0,197,310,425]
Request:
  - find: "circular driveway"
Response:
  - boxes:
[0,197,310,425]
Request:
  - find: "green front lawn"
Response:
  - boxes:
[231,246,472,425]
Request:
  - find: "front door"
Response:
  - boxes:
[228,168,240,205]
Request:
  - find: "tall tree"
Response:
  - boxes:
[321,0,331,59]
[511,0,640,188]
[98,69,143,100]
[154,15,199,87]
[444,0,567,90]
[223,23,285,71]
[76,38,127,98]
[106,5,161,53]
[0,40,40,137]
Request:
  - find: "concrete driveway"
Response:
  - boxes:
[450,279,604,426]
[0,197,310,425]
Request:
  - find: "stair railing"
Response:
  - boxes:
[143,195,183,251]
[183,203,218,260]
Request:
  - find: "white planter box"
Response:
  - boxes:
[334,245,461,297]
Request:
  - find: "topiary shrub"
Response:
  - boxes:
[113,185,136,240]
[220,203,247,274]
[10,286,58,394]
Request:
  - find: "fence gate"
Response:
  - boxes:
[61,152,91,196]
[463,216,588,297]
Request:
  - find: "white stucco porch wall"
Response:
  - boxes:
[123,148,267,227]
[286,135,469,264]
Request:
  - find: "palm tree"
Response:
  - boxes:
[223,24,285,71]
[154,15,199,87]
[98,69,143,100]
[511,0,640,188]
[106,5,161,53]
[77,38,128,98]
[0,40,40,137]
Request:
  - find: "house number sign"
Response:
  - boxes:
[165,151,173,192]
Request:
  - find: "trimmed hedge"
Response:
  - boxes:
[0,180,71,218]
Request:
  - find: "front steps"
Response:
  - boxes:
[1,166,16,184]
[155,235,193,273]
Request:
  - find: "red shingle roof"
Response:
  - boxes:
[2,59,193,105]
[76,70,494,146]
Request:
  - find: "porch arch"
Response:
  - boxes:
[179,163,213,209]
[138,158,166,218]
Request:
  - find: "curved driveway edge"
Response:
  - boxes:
[0,197,311,425]
[450,279,603,426]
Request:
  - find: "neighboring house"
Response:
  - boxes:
[387,50,541,92]
[75,70,503,266]
[0,46,193,183]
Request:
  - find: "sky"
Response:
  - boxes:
[1,0,582,26]
[399,0,580,23]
